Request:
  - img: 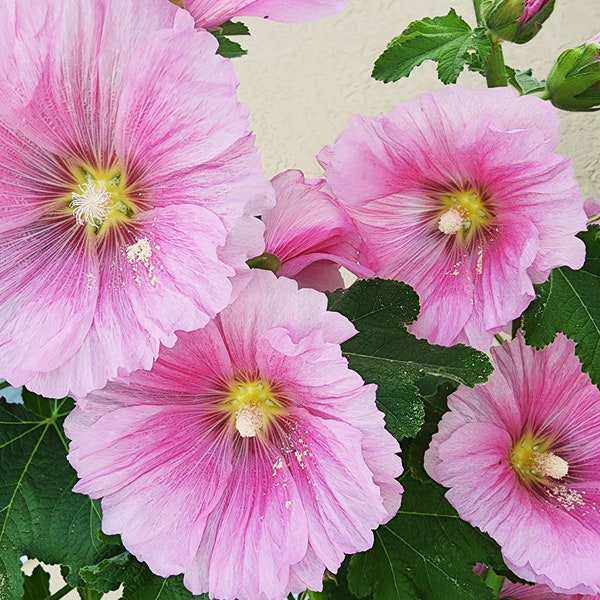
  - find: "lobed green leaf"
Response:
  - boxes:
[0,395,120,599]
[329,279,492,440]
[347,475,505,600]
[523,226,600,385]
[22,565,51,600]
[372,10,492,84]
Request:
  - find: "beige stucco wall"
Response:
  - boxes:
[41,1,598,598]
[234,0,600,198]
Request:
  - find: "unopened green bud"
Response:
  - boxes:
[483,0,555,44]
[545,36,600,111]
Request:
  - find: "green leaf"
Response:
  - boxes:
[79,552,132,593]
[505,66,546,95]
[578,225,600,276]
[120,562,208,600]
[0,395,115,599]
[211,32,247,58]
[216,20,250,36]
[80,548,208,599]
[522,266,600,385]
[210,19,250,58]
[347,475,505,600]
[523,229,600,384]
[78,588,103,600]
[23,565,51,599]
[328,279,492,440]
[404,380,457,483]
[372,10,492,84]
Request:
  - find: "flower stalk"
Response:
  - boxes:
[473,0,508,87]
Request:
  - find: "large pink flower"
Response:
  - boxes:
[0,0,273,398]
[425,334,600,595]
[319,86,586,349]
[259,169,373,291]
[65,270,402,600]
[183,0,347,30]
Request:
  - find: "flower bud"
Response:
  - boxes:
[483,0,555,44]
[545,35,600,111]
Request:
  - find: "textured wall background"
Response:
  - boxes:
[234,0,600,198]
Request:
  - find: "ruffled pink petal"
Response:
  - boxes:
[48,205,232,397]
[11,0,191,160]
[501,579,599,599]
[68,403,233,575]
[291,260,346,291]
[263,170,371,290]
[284,411,390,573]
[0,125,60,233]
[113,23,273,236]
[0,220,98,395]
[216,272,357,374]
[458,215,539,348]
[183,440,309,600]
[184,0,346,29]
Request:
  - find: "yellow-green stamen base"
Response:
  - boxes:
[437,189,490,245]
[66,165,136,235]
[223,379,284,438]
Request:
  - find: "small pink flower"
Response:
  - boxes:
[65,270,402,600]
[260,169,373,291]
[0,0,273,397]
[425,334,600,595]
[183,0,347,30]
[319,86,586,349]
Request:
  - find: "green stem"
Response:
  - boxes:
[0,380,11,391]
[472,0,508,87]
[484,36,508,87]
[494,333,506,345]
[46,584,74,600]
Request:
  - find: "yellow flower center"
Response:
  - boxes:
[511,433,569,484]
[437,189,490,244]
[67,165,136,235]
[223,379,284,438]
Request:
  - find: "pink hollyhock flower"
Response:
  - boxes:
[182,0,347,30]
[65,270,403,600]
[319,86,586,350]
[0,0,273,398]
[424,334,600,595]
[255,169,373,291]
